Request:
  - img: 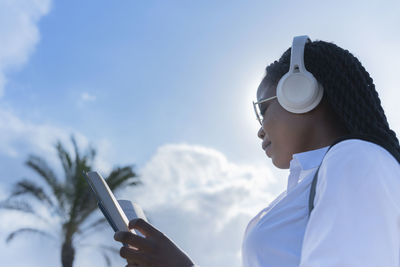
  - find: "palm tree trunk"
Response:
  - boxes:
[61,240,75,267]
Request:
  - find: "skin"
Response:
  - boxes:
[257,80,349,169]
[114,218,194,267]
[113,79,349,266]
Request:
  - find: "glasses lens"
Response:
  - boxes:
[252,96,276,125]
[253,101,263,125]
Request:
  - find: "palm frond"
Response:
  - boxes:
[55,140,73,183]
[0,200,53,225]
[101,251,112,267]
[6,228,56,243]
[64,136,95,207]
[106,166,141,192]
[9,179,54,208]
[98,244,120,267]
[25,155,59,188]
[71,135,81,166]
[0,200,34,213]
[83,142,96,166]
[76,217,108,239]
[25,155,64,211]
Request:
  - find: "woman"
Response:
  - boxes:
[114,36,400,267]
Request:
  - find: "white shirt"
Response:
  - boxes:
[241,139,400,267]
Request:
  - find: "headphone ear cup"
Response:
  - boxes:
[276,71,323,114]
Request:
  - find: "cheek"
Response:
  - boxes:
[264,106,291,140]
[264,107,299,167]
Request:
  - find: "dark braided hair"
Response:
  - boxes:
[262,40,400,162]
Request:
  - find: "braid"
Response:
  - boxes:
[262,40,400,161]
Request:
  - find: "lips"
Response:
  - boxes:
[262,140,271,150]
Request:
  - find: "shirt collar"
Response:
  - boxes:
[286,145,330,193]
[290,145,330,171]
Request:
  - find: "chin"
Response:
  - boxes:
[271,156,290,169]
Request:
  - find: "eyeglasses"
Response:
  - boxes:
[252,96,277,125]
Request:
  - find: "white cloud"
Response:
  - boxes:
[119,143,280,267]
[80,92,96,102]
[0,107,112,176]
[0,107,82,167]
[0,0,51,97]
[0,108,68,159]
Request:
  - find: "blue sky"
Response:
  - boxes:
[0,0,399,266]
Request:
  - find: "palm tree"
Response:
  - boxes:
[0,136,141,267]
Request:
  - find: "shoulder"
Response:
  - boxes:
[316,139,400,207]
[303,140,400,266]
[322,138,399,170]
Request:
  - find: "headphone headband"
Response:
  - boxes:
[290,36,309,73]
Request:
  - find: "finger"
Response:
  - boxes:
[129,218,162,238]
[114,231,156,252]
[120,246,154,265]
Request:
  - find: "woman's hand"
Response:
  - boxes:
[114,218,195,267]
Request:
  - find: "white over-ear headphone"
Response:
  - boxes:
[276,35,323,114]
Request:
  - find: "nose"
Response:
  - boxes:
[257,126,265,140]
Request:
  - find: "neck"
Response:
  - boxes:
[303,117,349,152]
[309,128,347,150]
[303,102,349,151]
